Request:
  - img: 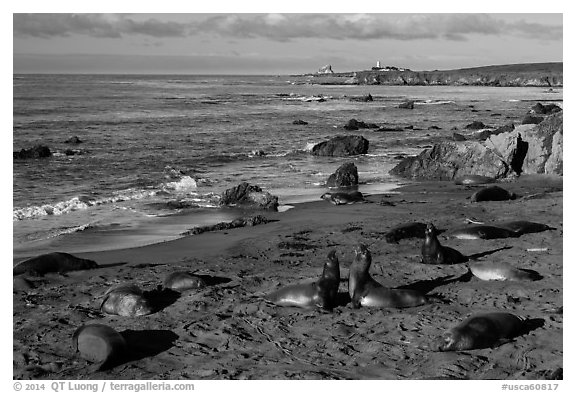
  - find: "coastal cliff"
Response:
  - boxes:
[308,62,563,87]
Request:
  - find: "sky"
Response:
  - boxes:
[12,10,563,75]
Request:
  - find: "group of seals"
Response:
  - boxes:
[320,191,366,205]
[13,252,99,276]
[265,249,340,311]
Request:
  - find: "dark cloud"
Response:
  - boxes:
[14,13,562,42]
[13,14,187,38]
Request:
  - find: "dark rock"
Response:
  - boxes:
[311,135,369,157]
[344,118,378,130]
[452,133,467,141]
[521,115,544,125]
[390,141,508,180]
[64,149,82,156]
[349,94,373,102]
[428,125,442,130]
[475,123,515,141]
[64,136,83,144]
[376,126,404,132]
[465,121,488,130]
[183,215,270,235]
[530,103,562,115]
[404,125,414,130]
[219,182,279,211]
[326,162,359,188]
[293,120,308,125]
[399,100,415,109]
[13,145,52,159]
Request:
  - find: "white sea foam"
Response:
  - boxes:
[163,176,198,192]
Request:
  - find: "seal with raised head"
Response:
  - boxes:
[431,312,525,351]
[454,175,495,186]
[385,222,427,243]
[349,243,427,308]
[471,186,516,202]
[446,225,520,240]
[468,261,542,281]
[495,220,554,236]
[100,283,153,317]
[163,271,207,291]
[13,252,99,276]
[266,249,340,310]
[320,191,365,205]
[421,223,468,264]
[73,324,127,370]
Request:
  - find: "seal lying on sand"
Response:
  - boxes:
[446,225,520,240]
[385,222,427,243]
[13,252,99,276]
[100,283,153,317]
[495,220,555,236]
[471,186,516,202]
[468,261,542,281]
[320,191,366,205]
[421,223,468,264]
[73,324,127,370]
[349,244,427,308]
[266,249,340,311]
[431,312,525,351]
[454,175,495,185]
[163,271,207,291]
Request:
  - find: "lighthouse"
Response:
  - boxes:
[376,60,381,68]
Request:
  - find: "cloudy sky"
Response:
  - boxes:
[13,12,563,74]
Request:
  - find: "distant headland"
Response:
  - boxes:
[303,61,563,87]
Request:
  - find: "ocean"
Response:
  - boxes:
[13,74,563,258]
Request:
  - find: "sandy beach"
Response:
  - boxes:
[13,174,562,380]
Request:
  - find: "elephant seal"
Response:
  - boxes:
[13,252,99,276]
[73,324,127,370]
[431,312,525,351]
[266,249,340,311]
[100,283,153,317]
[454,175,495,185]
[349,244,427,308]
[468,261,542,281]
[471,186,516,202]
[421,223,468,264]
[163,271,207,291]
[385,222,427,243]
[447,225,520,240]
[495,221,554,236]
[320,191,365,205]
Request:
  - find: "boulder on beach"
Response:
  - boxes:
[326,162,359,188]
[486,112,563,176]
[311,135,370,157]
[389,141,508,180]
[292,120,308,125]
[390,111,563,180]
[399,100,415,109]
[349,94,373,102]
[219,182,279,211]
[13,145,52,159]
[452,133,467,141]
[474,123,515,141]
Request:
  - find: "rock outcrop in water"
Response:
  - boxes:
[219,182,279,211]
[13,145,52,159]
[311,135,369,157]
[390,110,562,180]
[326,162,359,188]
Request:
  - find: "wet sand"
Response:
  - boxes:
[13,174,563,380]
